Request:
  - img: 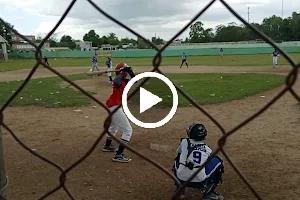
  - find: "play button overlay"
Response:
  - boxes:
[122,72,178,129]
[139,87,162,113]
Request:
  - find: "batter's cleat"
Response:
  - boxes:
[102,145,116,152]
[112,153,131,163]
[203,192,224,200]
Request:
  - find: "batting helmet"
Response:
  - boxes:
[186,123,207,141]
[115,62,128,77]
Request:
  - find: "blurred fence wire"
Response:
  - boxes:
[0,0,300,199]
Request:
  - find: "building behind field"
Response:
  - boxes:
[75,41,94,51]
[11,33,50,51]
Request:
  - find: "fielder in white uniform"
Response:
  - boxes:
[173,123,225,200]
[272,49,280,68]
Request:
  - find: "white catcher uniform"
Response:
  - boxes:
[175,138,222,182]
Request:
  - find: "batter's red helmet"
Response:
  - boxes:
[115,62,128,77]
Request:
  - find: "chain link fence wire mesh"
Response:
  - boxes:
[0,0,300,199]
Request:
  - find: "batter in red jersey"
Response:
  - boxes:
[102,62,136,163]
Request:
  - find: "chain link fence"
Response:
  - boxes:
[0,0,300,199]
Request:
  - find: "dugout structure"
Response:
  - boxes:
[0,35,8,61]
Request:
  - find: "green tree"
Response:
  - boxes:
[280,18,293,41]
[151,36,164,45]
[106,33,119,45]
[187,12,300,43]
[120,37,137,45]
[83,30,101,47]
[101,35,109,45]
[183,37,190,43]
[214,23,246,42]
[82,30,138,48]
[59,35,76,49]
[290,12,300,40]
[189,21,214,43]
[260,15,283,41]
[48,33,59,47]
[0,21,14,45]
[189,21,205,42]
[35,33,43,42]
[137,37,151,49]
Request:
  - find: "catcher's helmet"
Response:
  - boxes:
[186,123,207,141]
[115,62,128,77]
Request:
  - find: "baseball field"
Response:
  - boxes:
[0,53,299,200]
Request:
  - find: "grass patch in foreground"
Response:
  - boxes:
[0,74,94,107]
[134,73,285,106]
[1,53,299,72]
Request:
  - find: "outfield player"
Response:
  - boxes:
[173,123,224,200]
[43,56,50,66]
[105,57,113,84]
[91,54,100,71]
[220,48,224,56]
[102,63,135,163]
[180,53,188,68]
[272,49,280,68]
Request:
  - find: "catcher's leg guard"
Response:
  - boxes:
[202,156,224,196]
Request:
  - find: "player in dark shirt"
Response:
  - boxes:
[272,49,279,68]
[43,56,50,66]
[220,48,224,56]
[180,53,188,68]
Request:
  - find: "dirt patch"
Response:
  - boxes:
[1,65,300,200]
[0,65,294,82]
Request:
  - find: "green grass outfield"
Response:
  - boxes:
[0,74,93,108]
[0,73,284,108]
[131,73,285,106]
[0,53,299,72]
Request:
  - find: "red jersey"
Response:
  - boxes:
[106,81,127,108]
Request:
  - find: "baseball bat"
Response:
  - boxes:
[86,70,119,76]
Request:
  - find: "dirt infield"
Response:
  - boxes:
[1,66,300,200]
[0,65,293,82]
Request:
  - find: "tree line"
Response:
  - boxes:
[188,12,300,43]
[0,12,299,50]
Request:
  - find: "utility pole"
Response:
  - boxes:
[281,0,283,19]
[0,128,8,199]
[247,7,250,24]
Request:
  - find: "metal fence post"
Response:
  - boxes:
[0,128,8,200]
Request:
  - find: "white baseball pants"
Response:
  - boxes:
[107,105,133,142]
[273,57,278,66]
[107,67,112,76]
[92,63,100,71]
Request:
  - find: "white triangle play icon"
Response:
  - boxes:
[139,87,162,114]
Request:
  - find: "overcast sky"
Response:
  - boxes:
[0,0,298,41]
